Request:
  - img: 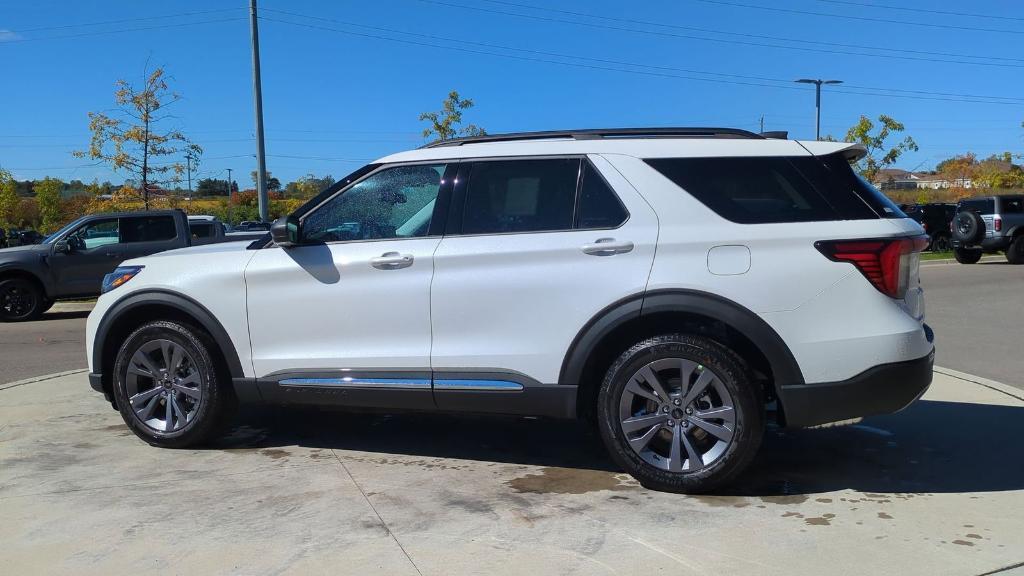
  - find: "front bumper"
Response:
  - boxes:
[88,372,112,402]
[778,347,935,428]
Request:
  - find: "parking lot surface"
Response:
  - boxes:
[2,370,1022,575]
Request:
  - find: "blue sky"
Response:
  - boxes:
[1,0,1022,186]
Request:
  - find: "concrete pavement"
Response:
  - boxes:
[1,369,1022,575]
[0,301,92,383]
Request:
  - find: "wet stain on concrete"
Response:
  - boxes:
[259,448,291,460]
[878,512,894,520]
[951,540,975,547]
[815,498,833,503]
[506,467,636,494]
[965,533,982,539]
[760,494,809,505]
[781,512,804,518]
[804,513,835,526]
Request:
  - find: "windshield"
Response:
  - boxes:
[42,216,90,244]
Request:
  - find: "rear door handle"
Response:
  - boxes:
[581,238,634,256]
[370,251,414,270]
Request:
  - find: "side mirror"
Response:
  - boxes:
[54,239,71,254]
[271,215,300,247]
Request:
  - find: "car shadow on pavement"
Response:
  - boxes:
[38,310,91,321]
[213,398,1024,496]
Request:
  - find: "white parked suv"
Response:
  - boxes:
[86,128,935,492]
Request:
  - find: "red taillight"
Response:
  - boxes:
[816,235,929,299]
[994,217,1002,232]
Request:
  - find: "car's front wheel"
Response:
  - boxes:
[113,320,234,448]
[597,334,764,493]
[0,277,45,322]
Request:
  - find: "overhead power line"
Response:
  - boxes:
[7,8,241,34]
[412,0,1023,69]
[812,0,1024,22]
[475,0,1023,64]
[0,17,246,44]
[696,0,1024,35]
[259,10,1024,105]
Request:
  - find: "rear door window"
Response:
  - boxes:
[1000,197,1023,214]
[121,216,177,243]
[462,159,579,234]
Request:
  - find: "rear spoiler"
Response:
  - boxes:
[798,140,867,162]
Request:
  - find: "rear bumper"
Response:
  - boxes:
[953,236,1011,251]
[778,347,934,428]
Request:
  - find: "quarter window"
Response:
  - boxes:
[462,159,579,234]
[302,164,447,242]
[576,161,628,228]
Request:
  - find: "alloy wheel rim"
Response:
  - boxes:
[125,339,203,433]
[1,284,33,317]
[618,358,736,473]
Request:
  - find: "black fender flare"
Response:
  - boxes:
[558,289,804,390]
[93,289,245,379]
[0,265,51,298]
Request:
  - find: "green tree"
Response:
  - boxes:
[196,178,237,196]
[419,90,486,142]
[842,115,918,182]
[74,67,202,209]
[35,177,63,233]
[0,168,19,227]
[284,173,333,199]
[250,170,281,192]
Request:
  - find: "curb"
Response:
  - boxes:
[0,369,88,391]
[934,365,1024,402]
[920,255,1004,266]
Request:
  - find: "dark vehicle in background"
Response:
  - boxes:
[6,229,46,247]
[0,210,258,322]
[951,195,1024,264]
[900,203,956,252]
[233,220,272,232]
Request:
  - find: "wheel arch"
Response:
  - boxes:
[0,267,49,298]
[93,289,245,403]
[560,289,804,422]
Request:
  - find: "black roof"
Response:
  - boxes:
[421,127,764,148]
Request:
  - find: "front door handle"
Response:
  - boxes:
[370,251,414,270]
[581,238,634,256]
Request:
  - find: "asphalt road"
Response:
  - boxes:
[0,260,1021,389]
[920,259,1024,390]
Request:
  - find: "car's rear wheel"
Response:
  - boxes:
[954,247,983,264]
[1007,236,1024,265]
[597,334,763,493]
[0,277,45,322]
[113,320,234,448]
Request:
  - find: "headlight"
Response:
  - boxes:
[102,266,144,294]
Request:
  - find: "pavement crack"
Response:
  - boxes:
[330,449,424,576]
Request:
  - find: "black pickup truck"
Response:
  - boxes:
[0,210,264,321]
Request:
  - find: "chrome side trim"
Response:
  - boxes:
[433,379,525,392]
[279,377,431,390]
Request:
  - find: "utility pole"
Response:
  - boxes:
[759,115,764,134]
[226,168,233,225]
[249,0,269,222]
[794,78,843,140]
[185,151,195,206]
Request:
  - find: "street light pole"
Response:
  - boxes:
[249,0,269,222]
[795,78,843,140]
[185,151,194,207]
[226,168,233,225]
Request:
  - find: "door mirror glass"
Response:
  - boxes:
[271,215,300,247]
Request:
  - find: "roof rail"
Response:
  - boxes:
[421,127,763,148]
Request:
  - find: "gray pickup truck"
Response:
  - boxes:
[0,210,265,321]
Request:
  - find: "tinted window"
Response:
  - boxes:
[960,198,995,214]
[576,161,628,229]
[463,159,579,234]
[121,216,177,243]
[302,164,446,242]
[999,197,1023,213]
[68,219,119,250]
[190,222,214,238]
[815,153,905,219]
[646,157,840,224]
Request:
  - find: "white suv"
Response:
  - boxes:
[85,128,935,492]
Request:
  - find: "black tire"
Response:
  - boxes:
[952,211,985,243]
[113,320,235,448]
[1007,235,1024,265]
[954,247,983,264]
[597,334,764,493]
[930,234,951,253]
[0,277,45,322]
